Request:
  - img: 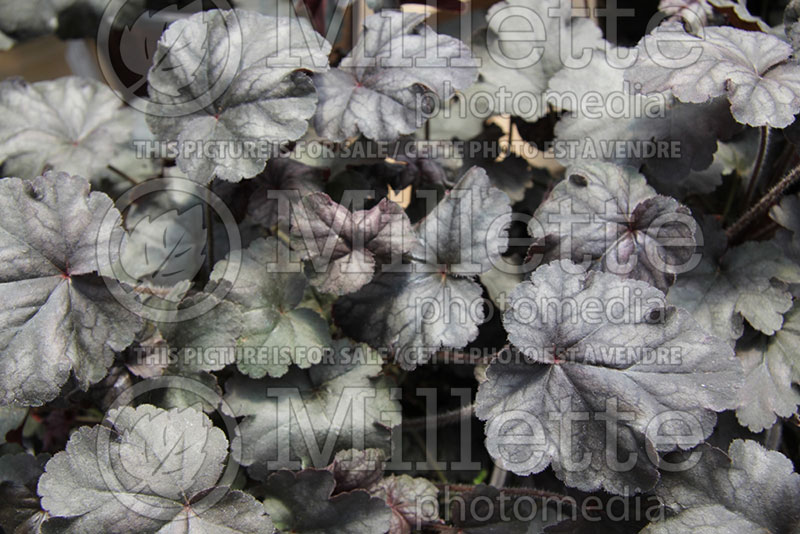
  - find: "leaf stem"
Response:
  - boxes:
[410,430,448,483]
[420,524,460,533]
[437,483,575,504]
[107,164,138,186]
[743,126,771,207]
[764,421,783,450]
[721,174,740,222]
[402,404,474,431]
[488,465,508,488]
[725,161,800,243]
[271,225,293,249]
[205,187,215,274]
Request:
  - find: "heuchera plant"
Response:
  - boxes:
[1,0,800,533]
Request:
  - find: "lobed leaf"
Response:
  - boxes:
[262,469,391,534]
[146,9,331,183]
[469,0,604,122]
[313,11,477,142]
[736,306,800,432]
[642,440,800,533]
[477,260,743,494]
[221,338,400,479]
[627,23,800,128]
[208,236,331,378]
[38,404,273,533]
[549,48,737,182]
[667,219,800,344]
[334,167,511,369]
[530,161,698,293]
[0,172,142,406]
[291,194,414,295]
[0,77,136,180]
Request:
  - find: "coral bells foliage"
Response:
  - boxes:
[2,2,800,533]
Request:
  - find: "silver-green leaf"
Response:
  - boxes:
[313,11,477,142]
[0,172,142,406]
[477,260,743,494]
[530,161,698,293]
[146,9,331,183]
[642,440,800,534]
[221,339,400,480]
[0,77,136,180]
[262,469,391,534]
[627,23,800,128]
[667,220,800,345]
[38,404,274,533]
[209,237,331,378]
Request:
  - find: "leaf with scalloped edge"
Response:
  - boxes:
[156,292,243,373]
[529,161,698,293]
[262,469,391,534]
[468,0,604,122]
[771,192,800,262]
[0,172,143,407]
[334,166,511,369]
[0,77,136,180]
[626,22,800,128]
[322,448,439,533]
[370,475,439,534]
[787,0,800,52]
[549,47,738,182]
[661,0,770,32]
[641,440,800,534]
[37,404,273,533]
[313,11,477,142]
[327,448,386,493]
[708,0,771,32]
[659,0,713,31]
[0,0,57,48]
[667,218,800,345]
[736,306,800,432]
[207,236,331,378]
[477,260,743,495]
[221,338,400,480]
[146,9,330,184]
[291,194,414,295]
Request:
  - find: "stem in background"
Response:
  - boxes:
[437,483,575,504]
[107,164,138,186]
[588,0,597,22]
[765,422,783,451]
[726,162,800,243]
[743,126,771,207]
[352,0,366,48]
[488,465,508,488]
[401,404,474,431]
[205,187,215,274]
[721,174,740,222]
[508,114,513,149]
[421,524,459,533]
[271,226,293,249]
[410,430,448,483]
